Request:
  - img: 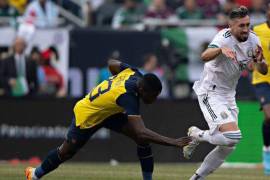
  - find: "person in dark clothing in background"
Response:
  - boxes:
[0,37,38,97]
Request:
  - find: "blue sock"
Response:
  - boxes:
[137,145,153,180]
[35,149,63,178]
[142,172,152,180]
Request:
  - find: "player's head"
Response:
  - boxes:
[229,6,250,42]
[138,73,162,104]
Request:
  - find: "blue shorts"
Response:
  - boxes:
[66,113,128,148]
[254,83,270,108]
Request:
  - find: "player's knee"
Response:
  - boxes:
[58,140,80,161]
[134,130,150,144]
[58,148,76,161]
[222,130,242,146]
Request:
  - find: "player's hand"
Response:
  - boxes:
[175,136,192,147]
[221,47,237,61]
[253,45,263,63]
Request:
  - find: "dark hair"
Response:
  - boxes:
[142,73,162,93]
[49,46,59,59]
[30,46,40,55]
[229,6,249,19]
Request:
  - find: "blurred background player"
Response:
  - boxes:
[183,6,268,180]
[252,3,270,175]
[25,59,191,180]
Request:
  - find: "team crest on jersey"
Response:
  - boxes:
[247,47,254,58]
[220,111,228,119]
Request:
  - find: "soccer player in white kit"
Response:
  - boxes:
[183,6,268,180]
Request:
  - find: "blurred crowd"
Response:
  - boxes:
[0,0,269,28]
[0,0,268,99]
[0,37,64,98]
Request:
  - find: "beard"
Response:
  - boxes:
[237,34,249,42]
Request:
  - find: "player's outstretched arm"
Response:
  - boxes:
[123,115,192,148]
[108,59,122,75]
[201,48,222,62]
[201,47,236,62]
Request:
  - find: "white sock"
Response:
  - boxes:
[189,173,205,180]
[196,130,241,146]
[32,169,39,180]
[263,146,270,152]
[195,146,235,178]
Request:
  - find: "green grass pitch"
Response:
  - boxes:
[1,162,269,180]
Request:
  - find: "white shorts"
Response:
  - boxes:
[197,92,239,134]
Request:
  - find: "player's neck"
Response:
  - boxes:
[231,34,243,43]
[267,21,270,28]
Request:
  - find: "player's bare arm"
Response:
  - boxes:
[253,45,268,75]
[201,47,236,62]
[108,59,122,75]
[124,115,192,147]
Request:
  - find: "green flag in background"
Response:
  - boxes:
[143,0,151,6]
[161,28,189,81]
[161,28,189,59]
[12,76,29,97]
[161,27,218,82]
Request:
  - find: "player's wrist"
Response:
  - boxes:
[218,48,223,55]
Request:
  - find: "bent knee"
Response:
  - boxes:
[222,130,242,146]
[58,140,80,161]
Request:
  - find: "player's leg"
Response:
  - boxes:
[184,94,241,159]
[262,104,270,175]
[187,94,241,179]
[189,123,241,180]
[25,119,99,180]
[189,122,241,146]
[255,83,270,175]
[190,146,235,180]
[103,113,153,180]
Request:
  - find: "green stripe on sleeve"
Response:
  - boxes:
[208,44,219,48]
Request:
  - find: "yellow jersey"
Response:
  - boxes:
[73,63,142,129]
[9,0,27,14]
[252,23,270,85]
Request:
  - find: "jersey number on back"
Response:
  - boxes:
[89,79,112,101]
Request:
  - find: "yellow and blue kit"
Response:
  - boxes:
[73,63,142,129]
[252,23,270,106]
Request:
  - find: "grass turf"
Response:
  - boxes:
[1,162,269,180]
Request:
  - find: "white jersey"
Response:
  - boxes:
[193,28,261,97]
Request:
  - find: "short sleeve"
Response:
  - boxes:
[252,33,262,46]
[116,93,140,115]
[120,63,132,71]
[208,30,228,48]
[120,62,141,72]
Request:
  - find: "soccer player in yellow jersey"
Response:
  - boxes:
[25,59,191,180]
[252,3,270,175]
